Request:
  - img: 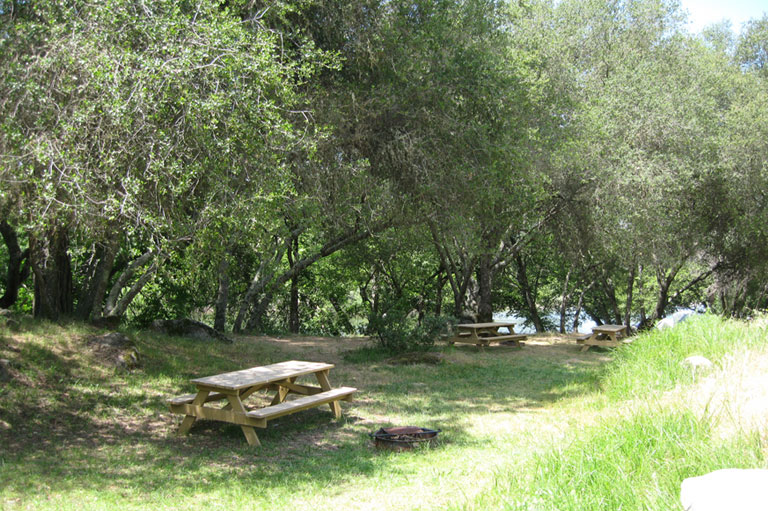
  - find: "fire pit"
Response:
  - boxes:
[370,426,441,451]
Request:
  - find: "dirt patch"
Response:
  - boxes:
[246,334,369,364]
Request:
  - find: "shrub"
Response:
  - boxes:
[368,312,456,353]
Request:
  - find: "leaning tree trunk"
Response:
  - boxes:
[30,226,73,320]
[515,253,544,332]
[571,279,596,332]
[648,262,682,325]
[239,225,381,332]
[637,266,647,328]
[75,237,118,320]
[600,276,622,325]
[0,221,30,309]
[101,249,158,319]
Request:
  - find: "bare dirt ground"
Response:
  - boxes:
[248,332,613,365]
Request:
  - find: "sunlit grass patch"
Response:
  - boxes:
[600,313,768,401]
[2,315,766,510]
[480,407,765,511]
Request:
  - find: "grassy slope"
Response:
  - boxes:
[0,314,766,510]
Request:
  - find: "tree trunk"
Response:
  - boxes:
[328,295,354,334]
[0,221,30,309]
[247,289,275,331]
[624,264,636,330]
[451,266,474,319]
[649,262,682,324]
[233,243,285,333]
[515,253,544,332]
[109,262,158,318]
[637,265,647,328]
[103,249,154,316]
[600,276,622,325]
[287,235,300,334]
[240,225,381,332]
[75,238,118,320]
[434,270,446,316]
[101,249,159,319]
[476,254,493,322]
[30,226,73,320]
[559,269,572,334]
[214,254,230,332]
[572,279,596,332]
[428,220,473,319]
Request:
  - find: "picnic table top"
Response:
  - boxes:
[190,360,334,391]
[456,321,516,329]
[592,324,627,333]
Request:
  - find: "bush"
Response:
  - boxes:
[368,312,456,353]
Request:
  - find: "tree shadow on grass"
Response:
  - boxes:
[1,333,608,502]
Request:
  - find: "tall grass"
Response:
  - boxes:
[470,314,768,511]
[480,409,765,511]
[601,314,768,401]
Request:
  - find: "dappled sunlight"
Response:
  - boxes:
[1,325,614,510]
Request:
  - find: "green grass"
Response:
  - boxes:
[601,313,768,400]
[1,315,766,510]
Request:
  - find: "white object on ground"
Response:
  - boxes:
[680,469,768,511]
[682,355,713,369]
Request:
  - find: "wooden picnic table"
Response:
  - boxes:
[168,360,356,446]
[447,321,527,347]
[576,324,628,352]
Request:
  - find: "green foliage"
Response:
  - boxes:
[368,312,455,353]
[737,14,768,78]
[1,0,768,328]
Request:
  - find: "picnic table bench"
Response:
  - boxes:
[447,321,527,347]
[168,360,356,446]
[576,324,628,352]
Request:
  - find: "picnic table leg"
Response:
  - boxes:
[270,377,294,405]
[315,370,341,419]
[221,384,266,411]
[177,390,210,436]
[226,393,261,447]
[580,334,598,352]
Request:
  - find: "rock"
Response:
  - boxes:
[681,469,768,511]
[0,309,21,331]
[682,355,713,370]
[682,355,713,378]
[150,318,234,343]
[0,359,12,382]
[385,352,446,365]
[87,333,140,369]
[113,350,140,369]
[3,318,20,332]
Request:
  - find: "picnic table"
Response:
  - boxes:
[168,360,356,446]
[575,324,628,352]
[446,321,527,347]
